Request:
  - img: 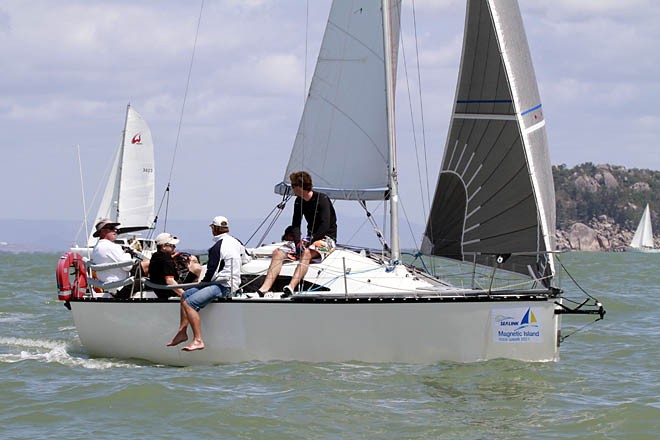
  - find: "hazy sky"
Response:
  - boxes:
[1,0,659,243]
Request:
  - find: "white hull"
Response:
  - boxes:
[628,247,660,254]
[70,296,560,366]
[65,246,563,365]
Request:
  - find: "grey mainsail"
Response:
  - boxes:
[422,0,556,285]
[275,1,401,201]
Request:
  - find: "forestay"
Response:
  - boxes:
[275,1,401,200]
[422,0,556,285]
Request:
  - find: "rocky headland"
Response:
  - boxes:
[553,163,659,251]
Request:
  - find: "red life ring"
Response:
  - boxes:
[56,252,88,300]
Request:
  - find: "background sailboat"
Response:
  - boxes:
[72,104,156,255]
[629,204,659,253]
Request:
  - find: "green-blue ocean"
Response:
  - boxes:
[1,252,658,439]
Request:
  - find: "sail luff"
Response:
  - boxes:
[115,103,129,226]
[488,0,556,277]
[382,0,400,260]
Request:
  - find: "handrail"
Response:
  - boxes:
[142,279,223,291]
[87,259,135,272]
[87,276,135,290]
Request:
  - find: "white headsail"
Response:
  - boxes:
[422,0,556,285]
[89,104,155,244]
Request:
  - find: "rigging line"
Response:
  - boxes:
[76,145,90,244]
[247,193,292,246]
[398,196,420,251]
[161,0,205,226]
[154,184,170,232]
[359,200,389,250]
[73,143,116,243]
[399,21,428,219]
[411,0,431,222]
[556,255,602,302]
[256,208,286,248]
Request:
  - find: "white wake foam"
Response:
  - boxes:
[0,336,141,369]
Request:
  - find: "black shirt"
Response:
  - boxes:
[292,191,337,242]
[148,250,179,299]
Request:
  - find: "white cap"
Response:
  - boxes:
[210,216,229,228]
[155,232,180,246]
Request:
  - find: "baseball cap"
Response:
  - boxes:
[155,232,180,246]
[210,216,229,228]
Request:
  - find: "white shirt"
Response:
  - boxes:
[207,233,244,292]
[91,239,134,283]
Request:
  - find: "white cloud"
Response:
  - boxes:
[0,0,658,226]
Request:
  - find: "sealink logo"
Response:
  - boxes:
[131,133,142,144]
[516,308,538,330]
[493,307,542,343]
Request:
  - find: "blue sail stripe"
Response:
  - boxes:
[521,103,542,116]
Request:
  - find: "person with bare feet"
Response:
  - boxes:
[256,171,337,297]
[167,215,244,351]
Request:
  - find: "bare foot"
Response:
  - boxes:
[182,340,205,352]
[166,330,188,347]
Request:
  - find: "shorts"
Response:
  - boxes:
[307,237,336,262]
[184,284,231,311]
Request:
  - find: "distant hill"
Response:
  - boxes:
[2,164,657,253]
[553,163,659,251]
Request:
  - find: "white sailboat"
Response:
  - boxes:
[629,204,659,253]
[71,104,157,256]
[57,0,604,366]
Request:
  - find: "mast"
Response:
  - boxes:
[115,103,130,221]
[382,0,400,260]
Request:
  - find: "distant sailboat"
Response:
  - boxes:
[629,204,659,253]
[72,104,156,256]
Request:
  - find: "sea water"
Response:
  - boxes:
[0,252,658,439]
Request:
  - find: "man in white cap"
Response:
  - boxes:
[148,232,182,300]
[91,218,150,298]
[167,215,245,351]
